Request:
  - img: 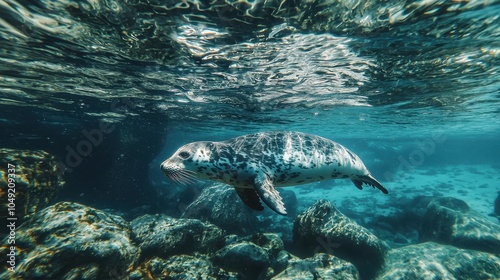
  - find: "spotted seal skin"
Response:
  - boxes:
[160,131,388,215]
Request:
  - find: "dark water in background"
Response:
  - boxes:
[1,0,499,210]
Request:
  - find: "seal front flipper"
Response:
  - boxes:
[351,179,364,190]
[352,174,389,194]
[235,187,264,211]
[253,173,287,215]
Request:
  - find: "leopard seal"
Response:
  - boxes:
[160,131,388,215]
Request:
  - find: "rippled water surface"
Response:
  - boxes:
[1,0,499,207]
[2,0,499,137]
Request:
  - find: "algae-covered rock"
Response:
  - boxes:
[0,149,65,223]
[376,242,500,279]
[293,199,387,279]
[131,214,225,259]
[181,184,260,235]
[272,253,360,280]
[419,197,500,254]
[0,202,139,279]
[232,233,289,276]
[181,184,298,237]
[212,241,271,279]
[242,233,284,260]
[130,255,235,280]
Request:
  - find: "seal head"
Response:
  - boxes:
[161,131,388,215]
[160,142,213,185]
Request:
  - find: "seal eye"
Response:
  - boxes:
[178,151,190,159]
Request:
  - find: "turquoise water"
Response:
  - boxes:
[1,0,499,279]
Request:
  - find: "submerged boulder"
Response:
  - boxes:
[376,242,500,279]
[272,253,360,280]
[0,149,65,225]
[0,202,139,279]
[233,233,290,276]
[131,214,225,259]
[419,197,500,254]
[293,199,387,279]
[212,241,271,279]
[242,233,285,261]
[181,184,260,235]
[181,184,298,238]
[130,255,235,280]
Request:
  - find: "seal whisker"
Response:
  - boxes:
[166,168,186,184]
[167,172,181,184]
[177,169,199,184]
[170,172,186,185]
[168,168,199,185]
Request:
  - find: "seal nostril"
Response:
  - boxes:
[160,163,167,172]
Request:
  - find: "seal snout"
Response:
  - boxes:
[160,160,197,185]
[160,161,169,173]
[160,160,176,177]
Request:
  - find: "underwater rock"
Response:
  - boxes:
[130,255,235,280]
[181,184,298,237]
[181,184,261,235]
[122,204,155,221]
[0,202,139,279]
[0,148,65,225]
[406,195,436,220]
[292,199,387,279]
[419,197,500,254]
[376,241,500,279]
[360,213,419,248]
[131,214,225,259]
[261,216,295,248]
[242,233,285,260]
[236,233,290,276]
[272,253,360,280]
[212,241,271,279]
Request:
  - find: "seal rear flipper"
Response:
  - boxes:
[235,187,264,211]
[253,173,287,215]
[353,175,389,194]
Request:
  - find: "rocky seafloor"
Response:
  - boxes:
[1,148,500,279]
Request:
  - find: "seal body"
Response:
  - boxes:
[160,131,388,215]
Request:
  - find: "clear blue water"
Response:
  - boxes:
[0,0,499,277]
[3,0,498,208]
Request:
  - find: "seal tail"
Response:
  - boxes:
[352,175,388,194]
